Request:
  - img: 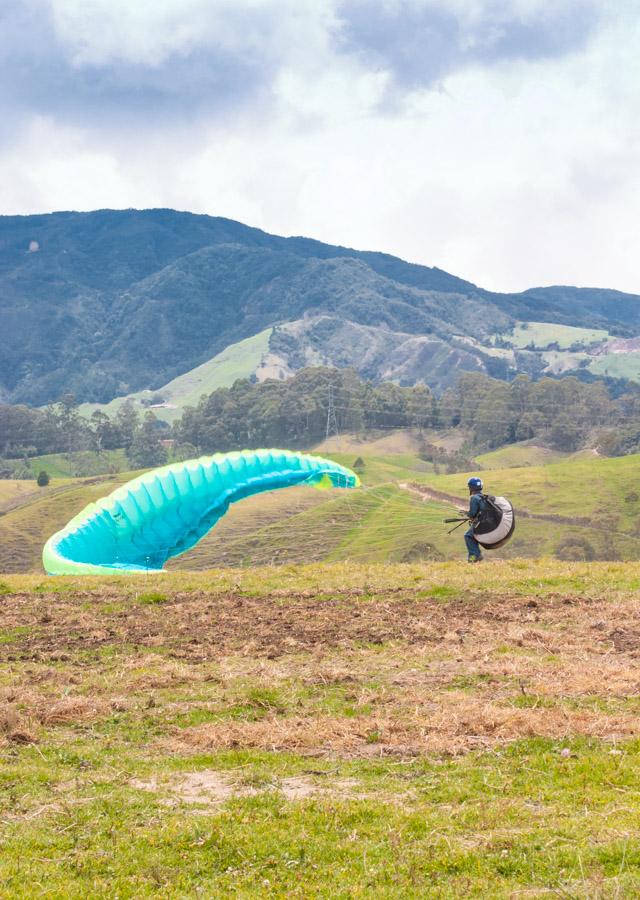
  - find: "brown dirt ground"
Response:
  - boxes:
[2,585,640,756]
[130,771,365,808]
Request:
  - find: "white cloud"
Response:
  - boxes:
[49,0,337,68]
[0,1,639,294]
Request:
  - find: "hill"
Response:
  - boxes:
[80,329,273,422]
[3,208,640,406]
[0,473,130,573]
[3,436,639,574]
[171,449,639,570]
[3,562,640,895]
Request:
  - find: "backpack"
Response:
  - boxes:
[473,494,515,549]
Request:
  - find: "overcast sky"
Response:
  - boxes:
[1,0,638,293]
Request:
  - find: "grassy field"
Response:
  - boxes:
[26,449,129,479]
[2,562,640,895]
[501,321,609,350]
[0,479,64,513]
[539,348,587,374]
[316,428,466,456]
[475,442,568,469]
[3,441,640,575]
[426,453,640,526]
[80,329,272,423]
[588,352,640,381]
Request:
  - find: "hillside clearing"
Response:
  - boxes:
[0,479,70,513]
[589,351,640,381]
[475,442,568,469]
[502,321,610,350]
[23,449,129,479]
[79,329,273,423]
[425,454,640,528]
[2,562,640,895]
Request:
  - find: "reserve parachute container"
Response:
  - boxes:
[474,494,515,550]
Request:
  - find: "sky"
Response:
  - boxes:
[1,0,639,294]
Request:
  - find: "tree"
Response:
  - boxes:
[37,470,50,487]
[127,412,168,469]
[406,384,433,431]
[55,392,87,457]
[115,400,140,451]
[473,382,515,449]
[172,442,198,463]
[549,416,582,452]
[90,410,122,453]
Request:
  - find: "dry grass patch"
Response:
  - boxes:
[3,566,640,757]
[0,702,38,745]
[170,697,640,758]
[38,695,108,726]
[0,692,108,744]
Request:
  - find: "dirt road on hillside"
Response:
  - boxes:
[400,482,593,528]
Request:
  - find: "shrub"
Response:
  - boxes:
[556,538,595,561]
[401,542,445,562]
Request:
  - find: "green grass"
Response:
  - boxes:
[475,442,567,469]
[328,450,432,485]
[27,449,129,478]
[589,352,640,381]
[137,591,169,605]
[425,452,640,533]
[502,321,609,350]
[80,328,272,423]
[0,478,71,513]
[539,348,587,374]
[3,740,640,896]
[3,562,640,895]
[157,328,272,411]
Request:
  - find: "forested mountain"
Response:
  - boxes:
[1,208,640,405]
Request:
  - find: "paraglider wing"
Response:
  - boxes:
[42,450,360,575]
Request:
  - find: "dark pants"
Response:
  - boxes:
[465,527,482,558]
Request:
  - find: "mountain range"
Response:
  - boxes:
[2,208,640,407]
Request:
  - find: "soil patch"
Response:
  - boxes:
[3,581,640,757]
[131,770,363,807]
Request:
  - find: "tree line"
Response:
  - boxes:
[3,368,640,478]
[0,394,172,477]
[174,368,640,455]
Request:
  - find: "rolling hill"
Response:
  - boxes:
[2,208,640,407]
[2,434,638,574]
[80,329,273,422]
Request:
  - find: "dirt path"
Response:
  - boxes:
[400,481,593,527]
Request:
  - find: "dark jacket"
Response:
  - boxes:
[468,492,486,521]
